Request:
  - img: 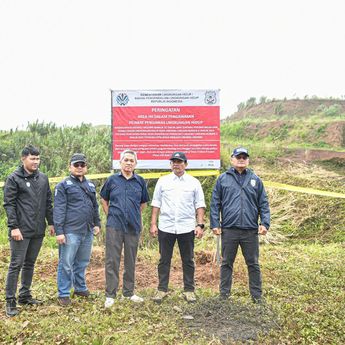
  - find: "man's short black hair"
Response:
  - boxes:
[21,145,40,157]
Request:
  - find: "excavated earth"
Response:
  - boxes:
[86,247,279,343]
[15,246,277,344]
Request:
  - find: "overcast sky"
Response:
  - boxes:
[0,0,344,130]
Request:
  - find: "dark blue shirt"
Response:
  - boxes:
[100,172,149,234]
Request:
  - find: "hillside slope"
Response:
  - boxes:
[222,99,345,150]
[229,98,345,120]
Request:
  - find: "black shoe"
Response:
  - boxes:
[58,297,72,306]
[18,298,43,305]
[6,300,19,317]
[219,293,230,300]
[73,290,90,298]
[252,297,263,304]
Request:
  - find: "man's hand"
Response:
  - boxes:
[258,225,268,235]
[93,226,100,235]
[56,234,66,245]
[11,228,23,241]
[212,227,221,236]
[49,225,55,236]
[195,226,204,239]
[150,224,158,237]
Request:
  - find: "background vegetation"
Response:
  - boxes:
[0,98,344,344]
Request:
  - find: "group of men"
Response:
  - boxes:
[3,145,270,317]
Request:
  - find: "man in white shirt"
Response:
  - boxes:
[150,152,206,303]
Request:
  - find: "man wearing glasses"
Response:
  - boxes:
[54,153,101,306]
[210,147,270,303]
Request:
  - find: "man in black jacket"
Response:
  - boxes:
[3,145,54,317]
[210,147,270,303]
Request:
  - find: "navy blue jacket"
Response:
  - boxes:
[210,168,270,230]
[53,175,101,236]
[100,172,149,234]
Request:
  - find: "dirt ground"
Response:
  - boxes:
[32,246,277,343]
[84,247,278,344]
[85,246,222,291]
[183,297,277,343]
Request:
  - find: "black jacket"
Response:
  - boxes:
[3,166,54,238]
[210,168,270,230]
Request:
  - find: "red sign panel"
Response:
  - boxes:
[112,90,220,169]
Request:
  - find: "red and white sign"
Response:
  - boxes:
[111,89,220,169]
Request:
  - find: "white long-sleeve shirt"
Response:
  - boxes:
[151,172,206,234]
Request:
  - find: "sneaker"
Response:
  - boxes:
[58,297,72,306]
[184,291,197,303]
[152,290,168,303]
[5,300,19,317]
[129,295,144,303]
[19,298,43,305]
[104,297,115,308]
[73,290,90,298]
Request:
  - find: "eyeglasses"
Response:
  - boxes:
[73,162,86,168]
[234,155,248,160]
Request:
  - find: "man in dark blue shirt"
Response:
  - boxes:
[210,147,270,303]
[100,149,149,308]
[54,153,101,306]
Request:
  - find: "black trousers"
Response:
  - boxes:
[6,236,44,302]
[220,228,262,299]
[158,229,195,292]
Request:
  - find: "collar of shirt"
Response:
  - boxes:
[172,172,186,181]
[70,174,86,183]
[227,167,248,174]
[117,171,140,181]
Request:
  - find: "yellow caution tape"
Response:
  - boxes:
[0,170,219,187]
[264,181,345,199]
[1,171,344,199]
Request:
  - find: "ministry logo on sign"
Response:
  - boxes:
[116,93,129,106]
[204,90,217,105]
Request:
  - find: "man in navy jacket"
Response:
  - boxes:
[54,153,101,306]
[210,147,270,303]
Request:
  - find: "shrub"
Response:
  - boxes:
[237,102,245,111]
[324,104,342,116]
[245,97,256,108]
[259,96,267,104]
[274,103,284,115]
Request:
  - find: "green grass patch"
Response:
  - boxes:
[0,242,344,344]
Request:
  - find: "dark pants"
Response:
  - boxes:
[6,237,44,303]
[220,228,262,299]
[105,228,140,298]
[158,229,195,292]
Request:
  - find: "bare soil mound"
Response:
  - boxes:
[85,247,221,291]
[183,297,278,343]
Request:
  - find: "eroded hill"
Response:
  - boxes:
[222,99,345,150]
